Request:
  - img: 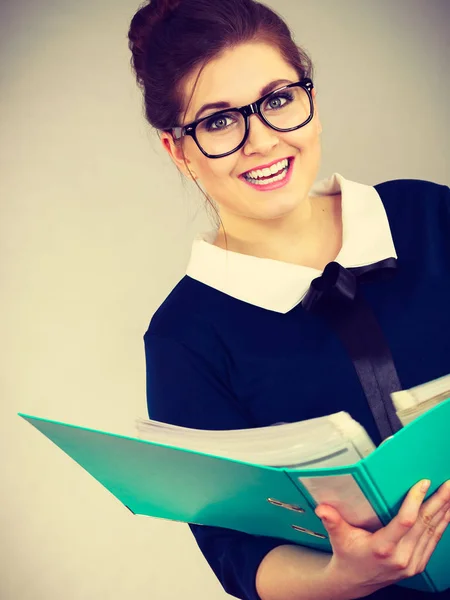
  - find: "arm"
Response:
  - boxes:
[256,545,336,600]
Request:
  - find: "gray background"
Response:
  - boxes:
[1,1,449,598]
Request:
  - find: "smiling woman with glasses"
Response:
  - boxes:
[128,1,450,600]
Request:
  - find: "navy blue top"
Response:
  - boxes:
[144,178,450,600]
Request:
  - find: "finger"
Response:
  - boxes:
[315,504,344,527]
[315,503,340,520]
[315,504,374,560]
[415,504,450,571]
[374,480,431,548]
[402,481,450,549]
[315,504,358,547]
[403,501,449,564]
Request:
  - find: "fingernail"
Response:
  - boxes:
[421,479,431,492]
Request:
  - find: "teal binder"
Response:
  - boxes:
[19,398,450,593]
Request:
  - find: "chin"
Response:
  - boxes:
[251,195,305,221]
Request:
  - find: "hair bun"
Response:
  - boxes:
[151,0,183,21]
[131,0,182,38]
[128,0,182,84]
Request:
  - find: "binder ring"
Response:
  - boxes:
[291,525,327,539]
[267,498,305,513]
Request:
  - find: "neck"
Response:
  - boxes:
[213,193,342,270]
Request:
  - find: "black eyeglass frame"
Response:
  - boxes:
[170,78,314,159]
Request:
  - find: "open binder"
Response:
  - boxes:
[19,396,450,593]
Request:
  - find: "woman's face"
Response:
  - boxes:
[162,41,323,224]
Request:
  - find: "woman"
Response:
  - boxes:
[127,1,450,598]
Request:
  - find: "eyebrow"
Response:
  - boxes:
[193,78,295,121]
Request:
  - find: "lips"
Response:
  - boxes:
[240,156,295,191]
[240,156,293,178]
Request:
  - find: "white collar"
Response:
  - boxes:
[186,173,397,313]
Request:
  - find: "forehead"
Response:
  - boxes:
[182,42,299,121]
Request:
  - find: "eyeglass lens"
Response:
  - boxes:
[196,86,311,157]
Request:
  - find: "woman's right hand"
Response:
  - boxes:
[316,479,450,599]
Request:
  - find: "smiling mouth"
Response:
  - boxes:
[241,157,293,185]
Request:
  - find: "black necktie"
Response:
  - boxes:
[302,258,403,441]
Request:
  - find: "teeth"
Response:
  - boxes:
[270,163,280,175]
[245,164,290,185]
[245,158,289,181]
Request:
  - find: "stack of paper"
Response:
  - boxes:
[392,373,450,426]
[136,373,450,468]
[136,411,376,468]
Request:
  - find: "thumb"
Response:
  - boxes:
[315,505,352,542]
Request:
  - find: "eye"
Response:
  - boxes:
[264,91,294,111]
[204,113,237,132]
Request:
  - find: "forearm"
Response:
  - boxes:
[255,544,349,600]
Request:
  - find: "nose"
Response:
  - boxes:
[242,113,279,156]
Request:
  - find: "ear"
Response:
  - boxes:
[311,88,322,135]
[160,132,197,179]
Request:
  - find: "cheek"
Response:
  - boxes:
[197,156,239,184]
[285,123,319,150]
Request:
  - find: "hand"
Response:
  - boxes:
[315,479,450,599]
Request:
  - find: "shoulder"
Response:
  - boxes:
[374,177,449,229]
[373,178,450,258]
[146,276,207,337]
[374,177,449,211]
[145,274,234,351]
[374,177,448,195]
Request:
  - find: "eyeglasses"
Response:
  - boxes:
[171,78,314,159]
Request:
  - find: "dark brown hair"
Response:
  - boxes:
[127,0,314,226]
